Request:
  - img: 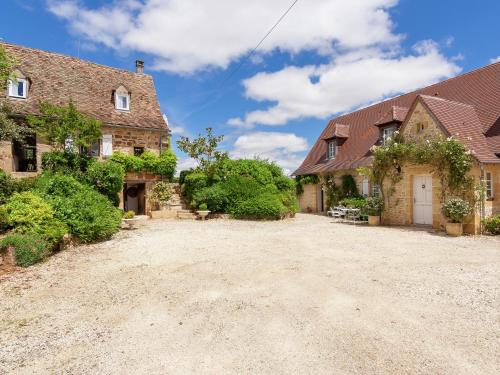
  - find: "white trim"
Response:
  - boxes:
[115,92,130,111]
[8,78,28,98]
[327,139,336,159]
[485,172,493,199]
[102,134,113,156]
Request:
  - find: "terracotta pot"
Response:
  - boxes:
[446,222,463,237]
[368,215,380,226]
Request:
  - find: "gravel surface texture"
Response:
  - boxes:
[0,214,499,374]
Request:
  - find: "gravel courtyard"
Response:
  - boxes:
[0,214,499,374]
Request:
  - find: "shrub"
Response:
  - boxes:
[339,197,366,209]
[442,198,471,223]
[85,160,124,205]
[182,172,209,203]
[123,210,135,219]
[483,215,500,235]
[110,151,144,172]
[231,193,287,219]
[341,174,359,198]
[149,181,172,207]
[42,151,93,177]
[198,203,208,210]
[0,169,15,204]
[0,233,49,267]
[363,196,384,216]
[3,191,68,246]
[110,150,177,178]
[192,184,230,212]
[36,174,122,242]
[155,150,177,179]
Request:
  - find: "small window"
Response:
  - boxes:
[362,178,369,197]
[381,126,396,145]
[80,141,100,157]
[416,122,425,133]
[485,172,493,199]
[102,134,113,156]
[115,92,130,110]
[372,184,380,197]
[13,134,37,172]
[134,146,144,156]
[8,78,27,98]
[327,140,336,159]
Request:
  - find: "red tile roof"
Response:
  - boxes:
[322,123,350,139]
[1,42,167,131]
[294,61,500,175]
[374,106,409,126]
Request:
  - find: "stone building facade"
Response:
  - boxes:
[294,62,500,234]
[0,42,170,215]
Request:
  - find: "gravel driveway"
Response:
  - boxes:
[0,214,499,374]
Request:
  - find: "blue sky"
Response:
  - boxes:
[2,0,500,173]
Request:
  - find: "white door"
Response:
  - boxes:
[413,175,433,225]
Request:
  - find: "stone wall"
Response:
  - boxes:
[298,184,318,212]
[103,126,168,155]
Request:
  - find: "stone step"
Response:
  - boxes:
[177,210,198,220]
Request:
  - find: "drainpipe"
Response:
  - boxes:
[479,163,486,234]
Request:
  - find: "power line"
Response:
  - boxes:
[181,0,300,121]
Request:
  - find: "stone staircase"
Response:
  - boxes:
[150,183,198,220]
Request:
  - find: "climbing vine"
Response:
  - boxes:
[358,134,476,210]
[295,174,320,195]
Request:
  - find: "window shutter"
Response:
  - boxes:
[362,179,369,197]
[102,134,113,156]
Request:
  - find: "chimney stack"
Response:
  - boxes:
[135,60,144,74]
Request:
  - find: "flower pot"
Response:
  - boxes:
[122,218,139,229]
[368,215,380,226]
[446,222,463,237]
[196,210,211,220]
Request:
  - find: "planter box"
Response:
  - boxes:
[196,210,211,220]
[368,215,380,226]
[446,222,463,237]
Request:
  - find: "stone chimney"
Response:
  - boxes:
[135,60,144,74]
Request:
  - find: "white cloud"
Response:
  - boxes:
[231,131,308,174]
[48,0,401,74]
[176,157,198,173]
[490,56,500,63]
[230,41,461,127]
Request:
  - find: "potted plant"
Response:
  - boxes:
[364,196,383,226]
[196,203,211,220]
[149,181,172,210]
[122,210,138,229]
[442,198,471,236]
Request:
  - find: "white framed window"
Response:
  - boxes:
[485,172,493,199]
[327,140,336,159]
[372,184,380,197]
[115,92,130,110]
[102,134,113,156]
[362,178,369,197]
[381,126,396,145]
[8,78,27,98]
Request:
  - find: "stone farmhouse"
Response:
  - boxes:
[294,62,500,234]
[0,42,169,215]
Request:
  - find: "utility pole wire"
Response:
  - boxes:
[181,0,300,121]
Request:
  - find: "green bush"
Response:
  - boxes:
[110,150,177,178]
[339,197,366,209]
[192,184,230,212]
[149,181,172,206]
[85,160,124,205]
[231,193,287,219]
[198,203,208,210]
[2,191,68,247]
[363,196,384,216]
[42,151,93,177]
[341,174,359,198]
[442,198,470,223]
[36,174,122,242]
[483,215,500,235]
[0,169,15,204]
[0,233,49,267]
[123,210,135,219]
[182,172,209,203]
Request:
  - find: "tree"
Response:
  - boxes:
[177,127,228,174]
[28,100,102,150]
[0,45,28,143]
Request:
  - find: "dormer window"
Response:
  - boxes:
[327,139,336,159]
[115,92,130,110]
[381,126,396,145]
[8,78,27,98]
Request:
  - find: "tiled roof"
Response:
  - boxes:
[0,42,167,131]
[294,61,500,175]
[374,106,409,126]
[322,123,350,139]
[418,95,498,163]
